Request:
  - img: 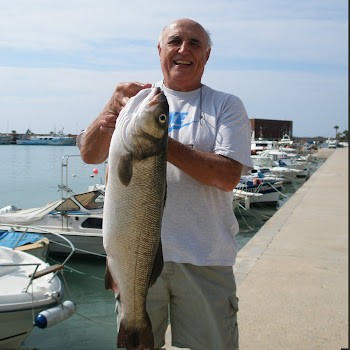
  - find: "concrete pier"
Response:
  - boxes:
[235,148,348,349]
[165,147,348,349]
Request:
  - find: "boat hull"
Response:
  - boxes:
[236,182,283,206]
[44,231,104,256]
[0,304,57,348]
[249,186,281,205]
[0,246,64,348]
[16,139,75,146]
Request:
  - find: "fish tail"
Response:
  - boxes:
[117,315,154,350]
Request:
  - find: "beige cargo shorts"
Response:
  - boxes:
[145,262,239,350]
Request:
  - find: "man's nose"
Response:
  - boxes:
[178,41,190,54]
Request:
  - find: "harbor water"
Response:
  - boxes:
[0,144,322,349]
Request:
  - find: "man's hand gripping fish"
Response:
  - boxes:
[103,87,169,350]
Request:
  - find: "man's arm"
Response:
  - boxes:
[80,81,243,191]
[167,138,242,192]
[80,82,152,164]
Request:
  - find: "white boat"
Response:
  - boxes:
[0,134,12,145]
[0,229,49,262]
[251,155,302,183]
[236,175,283,206]
[0,190,105,257]
[232,189,263,210]
[258,149,310,178]
[251,138,277,155]
[278,133,294,147]
[250,168,285,183]
[0,227,74,348]
[16,130,76,146]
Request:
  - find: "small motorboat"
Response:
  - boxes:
[0,227,75,348]
[251,155,302,183]
[236,176,283,206]
[0,229,49,261]
[232,189,263,211]
[0,190,105,257]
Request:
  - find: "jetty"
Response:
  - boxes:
[235,147,348,349]
[166,147,348,349]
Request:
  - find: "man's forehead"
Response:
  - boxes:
[164,21,206,41]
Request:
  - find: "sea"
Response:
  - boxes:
[0,144,323,349]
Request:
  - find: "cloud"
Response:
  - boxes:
[0,0,348,138]
[0,0,347,69]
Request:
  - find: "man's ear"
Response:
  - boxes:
[205,48,211,64]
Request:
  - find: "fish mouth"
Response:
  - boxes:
[148,87,166,106]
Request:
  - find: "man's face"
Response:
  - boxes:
[158,19,211,92]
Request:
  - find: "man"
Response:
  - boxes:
[79,18,253,350]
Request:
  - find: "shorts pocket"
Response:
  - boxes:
[229,295,239,312]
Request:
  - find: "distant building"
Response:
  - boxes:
[250,118,293,140]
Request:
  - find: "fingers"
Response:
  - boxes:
[102,82,153,135]
[110,81,152,115]
[118,82,152,99]
[99,114,117,135]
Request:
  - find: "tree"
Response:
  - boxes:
[334,125,339,139]
[340,130,348,141]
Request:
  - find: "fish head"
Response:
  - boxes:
[131,87,169,158]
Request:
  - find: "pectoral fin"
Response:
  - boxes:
[105,258,119,293]
[117,153,133,186]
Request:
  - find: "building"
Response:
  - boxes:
[250,118,293,140]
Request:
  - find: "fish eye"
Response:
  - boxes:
[158,114,167,124]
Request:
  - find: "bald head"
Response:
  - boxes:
[157,18,212,91]
[158,18,212,51]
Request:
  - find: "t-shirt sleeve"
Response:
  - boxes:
[213,95,253,175]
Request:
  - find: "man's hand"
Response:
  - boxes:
[99,82,152,135]
[80,82,151,163]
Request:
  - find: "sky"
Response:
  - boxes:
[0,0,348,138]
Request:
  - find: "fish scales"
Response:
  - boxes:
[103,87,169,349]
[114,156,165,323]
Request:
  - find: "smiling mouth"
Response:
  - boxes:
[174,60,192,65]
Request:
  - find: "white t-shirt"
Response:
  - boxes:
[153,82,253,266]
[78,82,253,266]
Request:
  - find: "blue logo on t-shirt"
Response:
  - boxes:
[168,112,198,132]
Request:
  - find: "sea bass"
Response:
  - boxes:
[103,87,169,350]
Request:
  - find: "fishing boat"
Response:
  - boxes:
[0,190,105,257]
[236,176,283,206]
[251,155,302,183]
[0,229,49,261]
[258,149,310,178]
[16,130,76,146]
[278,133,294,147]
[232,189,263,210]
[0,134,12,145]
[251,138,278,155]
[0,226,75,348]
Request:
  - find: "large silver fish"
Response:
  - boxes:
[103,87,168,349]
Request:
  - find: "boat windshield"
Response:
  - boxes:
[55,198,80,212]
[74,191,104,210]
[252,157,274,167]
